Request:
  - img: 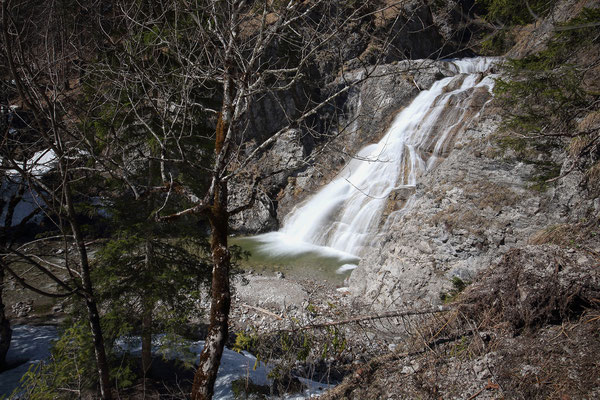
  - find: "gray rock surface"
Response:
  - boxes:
[234,275,308,310]
[229,129,307,233]
[347,97,599,309]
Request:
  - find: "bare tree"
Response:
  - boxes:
[0,255,9,371]
[0,0,113,397]
[83,1,403,398]
[0,63,11,372]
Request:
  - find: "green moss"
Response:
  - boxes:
[480,28,514,55]
[496,135,561,191]
[440,277,470,304]
[527,161,561,191]
[32,302,54,315]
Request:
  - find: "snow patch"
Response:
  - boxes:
[1,149,58,227]
[5,149,57,178]
[0,328,333,399]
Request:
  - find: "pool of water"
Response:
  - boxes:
[231,234,360,285]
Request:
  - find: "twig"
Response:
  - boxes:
[298,307,451,330]
[467,379,500,400]
[240,303,283,320]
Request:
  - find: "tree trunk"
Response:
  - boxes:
[0,265,11,371]
[85,299,112,399]
[141,240,154,376]
[141,304,152,375]
[64,184,112,400]
[191,182,231,400]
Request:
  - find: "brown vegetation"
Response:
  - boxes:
[321,245,600,399]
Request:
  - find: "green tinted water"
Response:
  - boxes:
[231,236,358,285]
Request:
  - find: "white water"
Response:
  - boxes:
[254,58,498,263]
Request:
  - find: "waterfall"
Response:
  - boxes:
[254,58,498,266]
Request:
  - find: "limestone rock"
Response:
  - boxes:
[347,100,599,309]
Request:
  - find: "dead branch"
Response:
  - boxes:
[239,303,283,320]
[297,307,451,330]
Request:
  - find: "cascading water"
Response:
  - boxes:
[253,58,498,270]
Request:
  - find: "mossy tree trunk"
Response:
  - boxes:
[191,96,232,398]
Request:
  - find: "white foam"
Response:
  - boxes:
[252,232,360,263]
[337,264,358,273]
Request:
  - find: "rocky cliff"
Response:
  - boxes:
[347,0,600,309]
[235,0,599,311]
[317,0,600,398]
[348,94,598,309]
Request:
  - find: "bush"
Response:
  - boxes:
[493,8,600,188]
[477,0,558,25]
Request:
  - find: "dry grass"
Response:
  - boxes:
[430,180,521,235]
[530,219,600,255]
[460,246,599,333]
[320,245,600,399]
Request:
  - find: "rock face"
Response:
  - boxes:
[348,97,599,309]
[228,129,308,234]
